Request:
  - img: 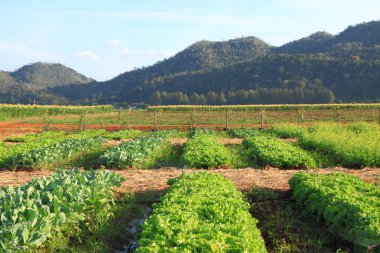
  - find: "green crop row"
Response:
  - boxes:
[243,135,316,168]
[0,168,124,251]
[3,131,68,143]
[0,137,71,170]
[98,131,173,169]
[137,172,267,252]
[229,128,262,138]
[299,123,380,167]
[180,133,231,168]
[11,137,107,169]
[0,104,114,118]
[265,123,305,139]
[0,129,143,170]
[289,172,380,252]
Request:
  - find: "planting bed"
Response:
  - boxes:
[0,122,378,252]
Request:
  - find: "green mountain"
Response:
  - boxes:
[109,36,271,86]
[10,62,94,88]
[0,62,94,104]
[275,21,380,58]
[2,20,380,105]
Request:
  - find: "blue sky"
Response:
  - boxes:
[1,0,379,81]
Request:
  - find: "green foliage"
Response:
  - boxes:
[192,128,217,136]
[13,137,107,169]
[99,131,173,169]
[148,103,380,111]
[299,123,380,167]
[0,168,124,251]
[229,128,262,138]
[137,172,267,252]
[289,172,380,252]
[103,129,142,140]
[247,187,348,253]
[265,124,305,138]
[0,104,113,118]
[4,131,67,143]
[0,133,73,169]
[180,134,231,168]
[243,135,316,168]
[11,62,93,88]
[147,87,335,105]
[2,21,380,104]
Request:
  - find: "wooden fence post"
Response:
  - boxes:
[371,108,375,122]
[154,111,158,130]
[190,110,195,130]
[260,110,264,129]
[297,109,301,124]
[79,112,86,131]
[334,107,339,122]
[224,110,230,131]
[43,110,49,131]
[118,110,122,131]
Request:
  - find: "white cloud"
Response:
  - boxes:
[74,51,99,61]
[105,39,123,46]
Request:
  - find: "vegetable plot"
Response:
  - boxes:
[290,172,380,252]
[137,172,267,252]
[229,128,262,138]
[243,135,316,168]
[99,131,173,169]
[299,124,380,167]
[0,168,124,252]
[180,133,231,168]
[12,137,107,169]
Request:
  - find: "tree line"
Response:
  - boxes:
[148,87,334,105]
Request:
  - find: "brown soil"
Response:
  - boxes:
[282,138,298,143]
[218,138,243,145]
[169,138,188,146]
[0,121,271,140]
[1,167,378,195]
[105,140,123,147]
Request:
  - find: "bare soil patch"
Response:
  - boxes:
[1,167,378,195]
[169,138,188,146]
[218,138,243,145]
[281,138,298,143]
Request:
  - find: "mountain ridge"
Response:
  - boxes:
[1,20,379,105]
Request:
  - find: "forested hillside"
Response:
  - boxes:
[1,21,379,105]
[0,63,93,104]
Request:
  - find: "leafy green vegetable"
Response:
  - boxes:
[0,168,124,251]
[243,135,316,168]
[12,137,107,169]
[180,133,231,168]
[299,123,380,167]
[137,172,267,252]
[99,130,173,169]
[290,172,380,252]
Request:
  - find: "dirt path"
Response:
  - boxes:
[1,167,378,194]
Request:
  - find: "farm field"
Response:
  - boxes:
[0,103,379,135]
[0,114,379,252]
